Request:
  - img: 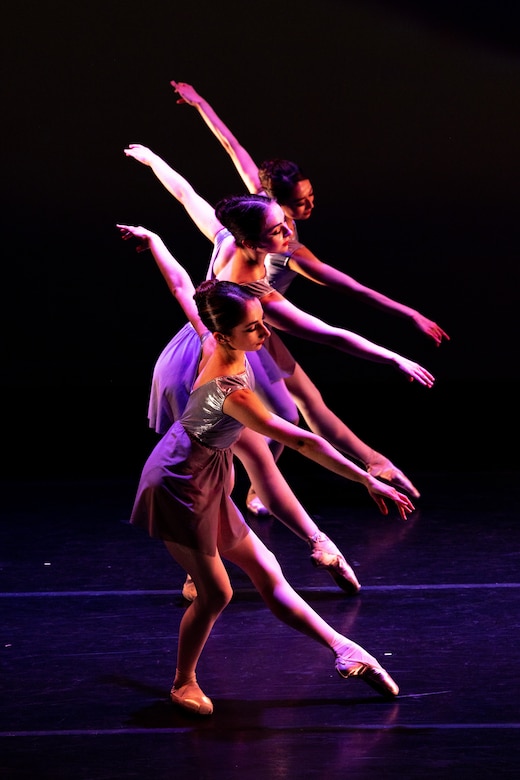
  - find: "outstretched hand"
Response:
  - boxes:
[413,313,450,347]
[170,80,201,106]
[366,476,416,521]
[116,223,151,253]
[395,357,435,388]
[123,143,155,166]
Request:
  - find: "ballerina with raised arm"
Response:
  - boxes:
[120,257,414,714]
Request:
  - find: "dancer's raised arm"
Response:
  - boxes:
[116,223,207,337]
[124,143,221,242]
[171,80,261,194]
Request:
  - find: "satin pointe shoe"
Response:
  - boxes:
[246,487,270,516]
[367,457,420,499]
[170,681,214,716]
[182,573,197,602]
[309,532,361,595]
[335,655,399,698]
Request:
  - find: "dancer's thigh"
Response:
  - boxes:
[223,529,283,593]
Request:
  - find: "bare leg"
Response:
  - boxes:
[285,363,420,498]
[167,529,398,717]
[223,530,399,698]
[164,540,234,716]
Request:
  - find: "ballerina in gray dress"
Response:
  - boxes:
[127,273,415,716]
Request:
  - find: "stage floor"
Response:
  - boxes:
[1,469,519,779]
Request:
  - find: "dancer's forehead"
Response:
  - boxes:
[262,202,286,232]
[239,298,264,327]
[287,178,313,202]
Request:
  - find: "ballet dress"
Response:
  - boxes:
[131,361,254,555]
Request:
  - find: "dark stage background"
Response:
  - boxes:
[2,0,519,481]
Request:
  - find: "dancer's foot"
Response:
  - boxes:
[309,532,361,595]
[182,573,197,602]
[246,486,270,516]
[334,639,399,697]
[170,680,213,715]
[367,454,420,498]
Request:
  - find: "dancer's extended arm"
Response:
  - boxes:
[259,290,435,388]
[277,244,450,346]
[224,388,415,520]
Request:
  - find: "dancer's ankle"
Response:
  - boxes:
[330,635,377,666]
[173,669,197,689]
[307,530,328,549]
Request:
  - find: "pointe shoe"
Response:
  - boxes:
[367,457,420,499]
[170,681,213,716]
[335,656,399,698]
[246,488,270,516]
[309,532,361,595]
[182,574,197,602]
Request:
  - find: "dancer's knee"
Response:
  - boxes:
[198,580,233,613]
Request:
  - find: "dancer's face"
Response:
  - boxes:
[255,202,292,252]
[224,298,271,352]
[282,179,314,221]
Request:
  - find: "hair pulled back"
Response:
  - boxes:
[194,279,256,335]
[215,194,273,247]
[258,159,307,205]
